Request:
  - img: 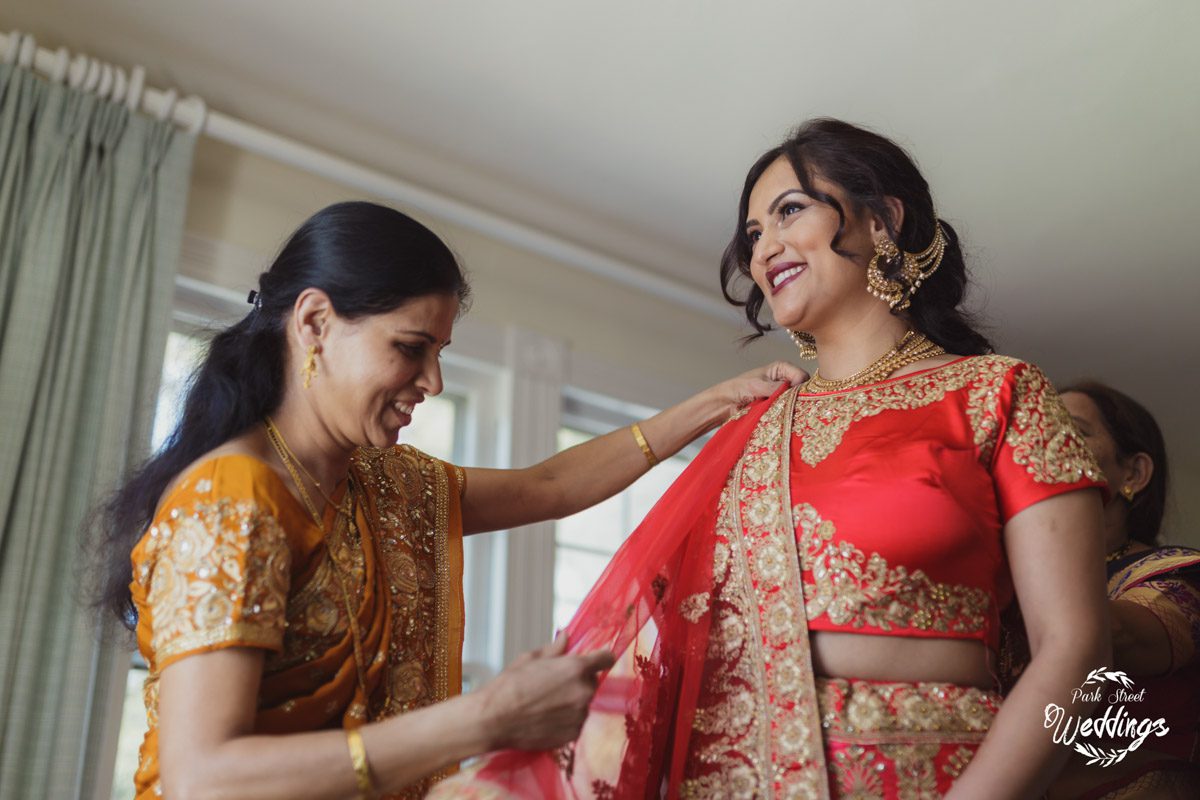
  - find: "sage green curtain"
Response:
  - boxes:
[0,61,195,798]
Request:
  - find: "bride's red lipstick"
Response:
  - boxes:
[765,262,807,295]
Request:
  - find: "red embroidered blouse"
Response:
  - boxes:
[791,355,1105,649]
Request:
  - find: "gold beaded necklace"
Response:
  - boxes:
[804,331,946,393]
[263,417,375,719]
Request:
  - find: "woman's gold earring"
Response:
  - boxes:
[301,345,318,389]
[789,330,817,359]
[866,237,907,310]
[1121,485,1136,501]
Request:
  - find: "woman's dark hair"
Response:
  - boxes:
[720,118,992,355]
[1059,380,1169,545]
[90,201,471,628]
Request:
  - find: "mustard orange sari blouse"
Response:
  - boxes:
[129,445,465,799]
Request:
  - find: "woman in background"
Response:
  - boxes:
[1051,382,1199,799]
[433,119,1110,799]
[89,201,804,799]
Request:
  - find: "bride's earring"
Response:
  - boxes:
[789,330,817,359]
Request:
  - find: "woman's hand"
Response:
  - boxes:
[704,361,808,421]
[475,633,615,751]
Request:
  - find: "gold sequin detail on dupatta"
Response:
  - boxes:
[684,390,831,799]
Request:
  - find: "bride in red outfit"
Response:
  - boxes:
[433,119,1111,799]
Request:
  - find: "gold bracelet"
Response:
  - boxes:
[345,727,376,799]
[631,422,659,467]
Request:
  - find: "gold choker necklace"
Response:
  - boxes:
[804,331,945,393]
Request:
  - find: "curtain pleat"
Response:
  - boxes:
[0,61,195,799]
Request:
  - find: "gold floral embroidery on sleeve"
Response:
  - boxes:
[143,500,290,662]
[795,503,991,635]
[1001,364,1104,485]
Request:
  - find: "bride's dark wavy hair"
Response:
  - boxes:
[720,118,992,355]
[88,201,470,629]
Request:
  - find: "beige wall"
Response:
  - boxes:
[1167,466,1199,549]
[181,137,797,402]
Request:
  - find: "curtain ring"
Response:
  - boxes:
[82,57,101,93]
[111,66,127,104]
[179,95,207,135]
[97,63,114,100]
[126,65,145,112]
[50,47,69,83]
[67,53,88,88]
[155,88,177,123]
[17,33,36,69]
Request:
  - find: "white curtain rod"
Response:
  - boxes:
[0,30,739,324]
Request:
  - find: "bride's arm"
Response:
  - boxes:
[459,362,804,535]
[945,490,1110,799]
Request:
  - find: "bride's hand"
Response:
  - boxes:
[708,361,808,419]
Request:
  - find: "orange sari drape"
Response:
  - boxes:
[129,445,464,800]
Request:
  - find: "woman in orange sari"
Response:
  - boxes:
[433,119,1111,799]
[90,201,804,799]
[1051,382,1200,799]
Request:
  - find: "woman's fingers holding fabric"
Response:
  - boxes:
[482,645,611,750]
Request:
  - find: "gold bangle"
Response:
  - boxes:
[345,727,376,799]
[631,422,659,467]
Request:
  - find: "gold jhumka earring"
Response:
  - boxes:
[866,222,948,311]
[301,345,318,389]
[789,330,817,359]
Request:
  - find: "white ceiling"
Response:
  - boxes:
[4,1,1199,477]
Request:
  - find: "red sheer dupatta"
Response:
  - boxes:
[430,390,786,799]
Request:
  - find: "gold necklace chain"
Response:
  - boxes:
[263,417,376,719]
[263,417,354,518]
[805,331,946,393]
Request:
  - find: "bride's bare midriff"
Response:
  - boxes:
[811,631,995,689]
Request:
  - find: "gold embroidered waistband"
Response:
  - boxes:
[817,678,1000,742]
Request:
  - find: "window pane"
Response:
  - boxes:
[553,425,691,632]
[151,331,206,449]
[109,666,148,800]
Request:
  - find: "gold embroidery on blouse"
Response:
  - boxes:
[1003,364,1105,485]
[141,500,290,663]
[790,356,1101,487]
[794,503,991,636]
[792,356,1016,467]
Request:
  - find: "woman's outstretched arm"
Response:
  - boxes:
[459,361,805,535]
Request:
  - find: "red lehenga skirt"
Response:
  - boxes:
[431,389,997,799]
